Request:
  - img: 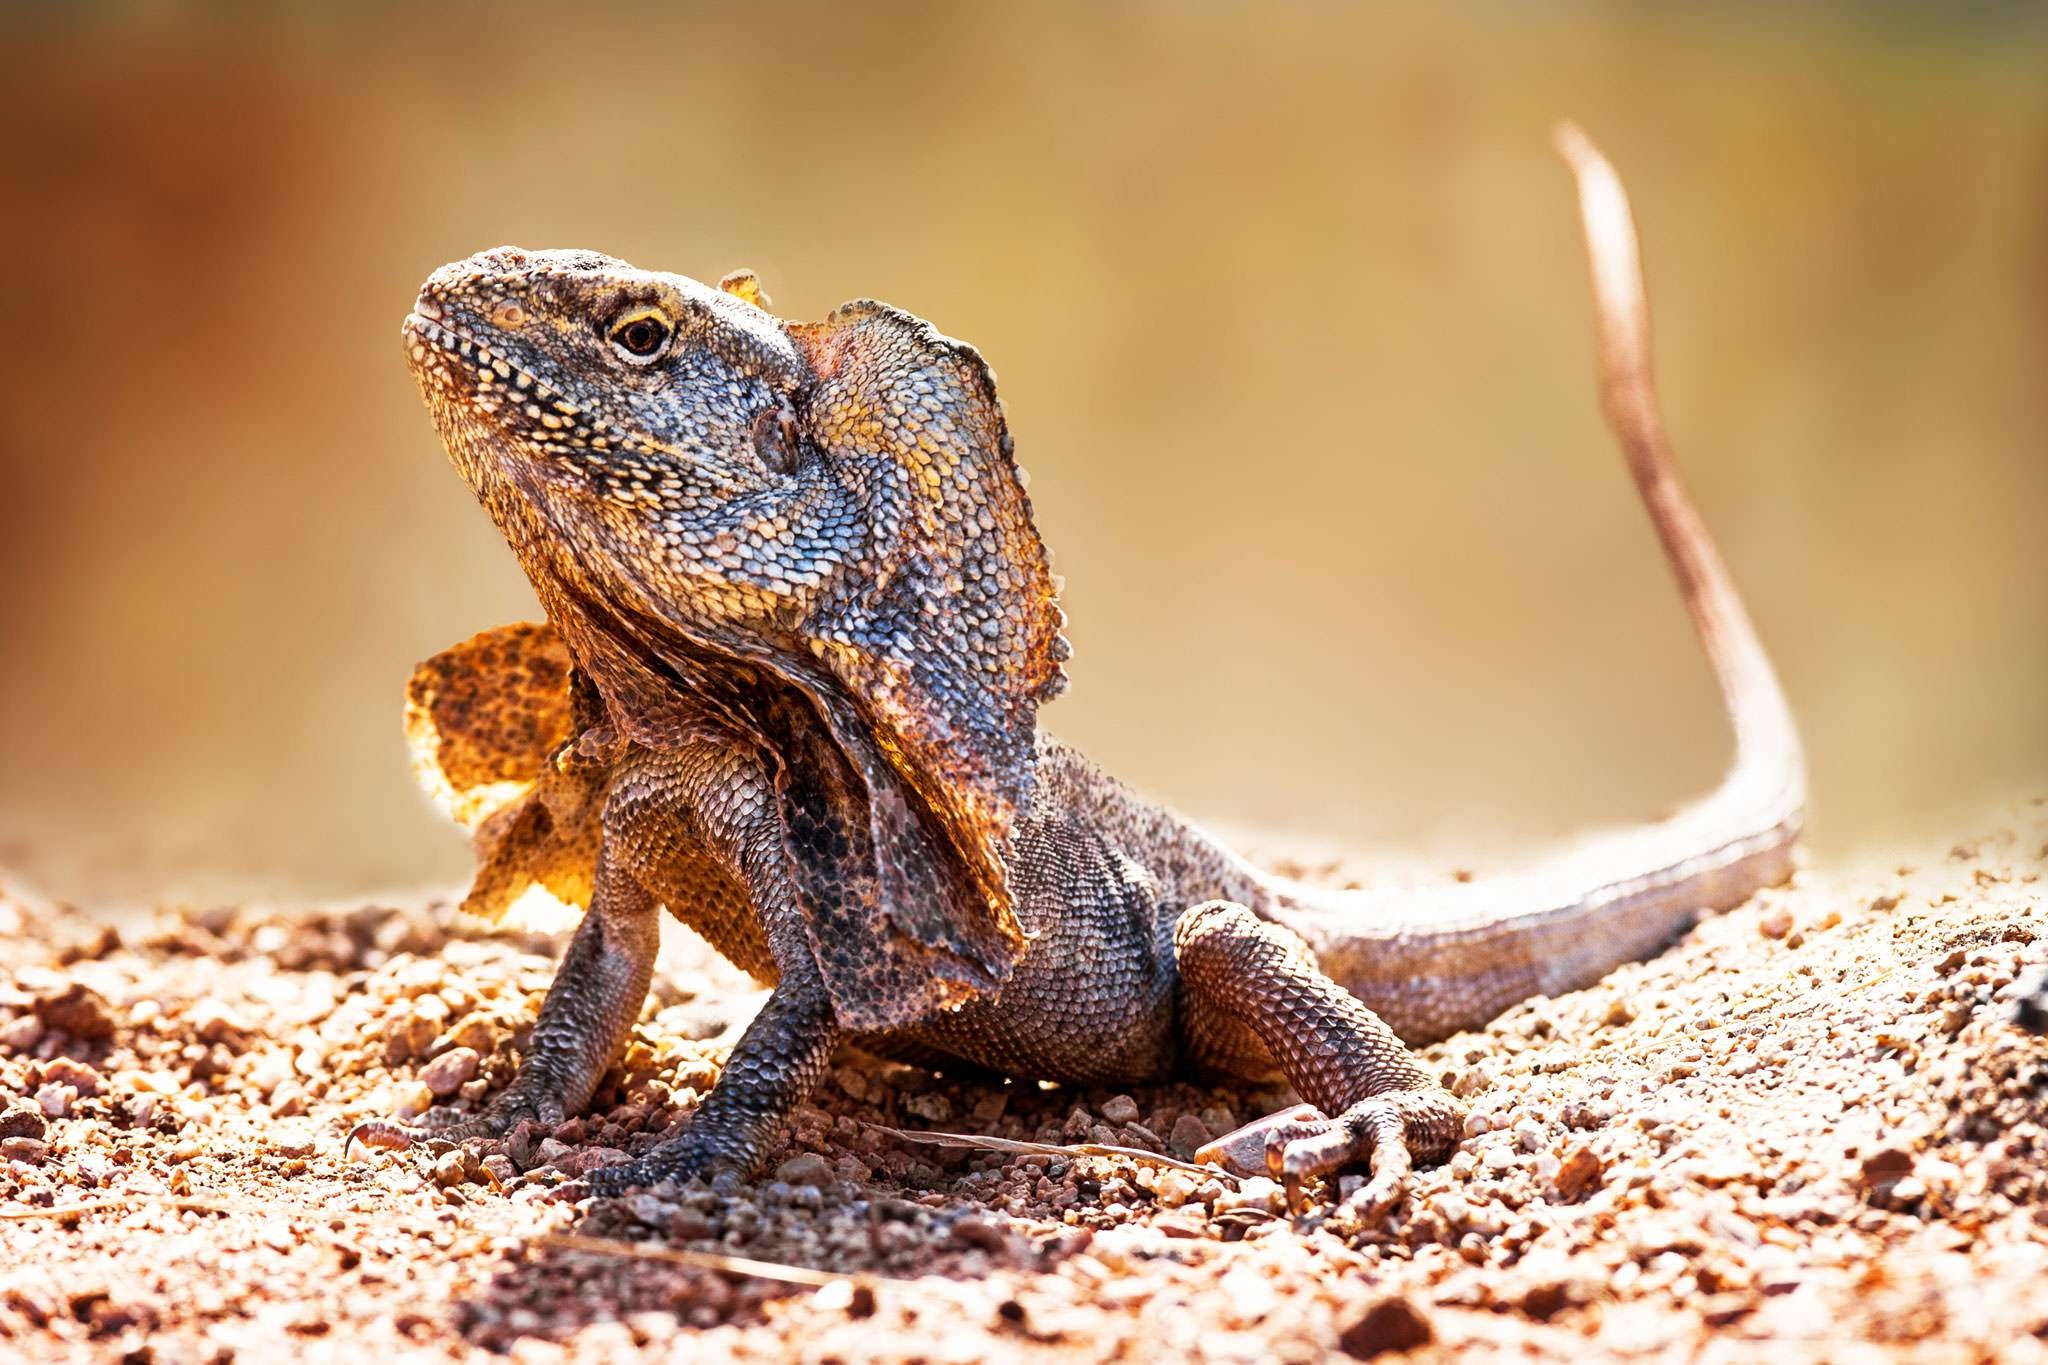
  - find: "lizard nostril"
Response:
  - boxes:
[490,299,528,329]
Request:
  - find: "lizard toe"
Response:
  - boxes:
[582,1146,709,1198]
[345,1117,428,1156]
[344,1112,483,1159]
[1195,1104,1329,1179]
[345,1087,572,1160]
[1228,1090,1463,1213]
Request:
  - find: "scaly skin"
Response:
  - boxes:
[353,129,1803,1215]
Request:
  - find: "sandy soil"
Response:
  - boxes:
[1,804,2044,1364]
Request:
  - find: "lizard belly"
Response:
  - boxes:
[876,809,1183,1085]
[602,738,783,985]
[645,841,777,985]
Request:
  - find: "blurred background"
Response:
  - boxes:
[1,4,2044,910]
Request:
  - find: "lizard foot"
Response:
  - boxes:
[345,1090,567,1158]
[578,1138,735,1198]
[1198,1089,1463,1216]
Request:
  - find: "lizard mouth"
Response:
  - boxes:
[402,310,751,487]
[403,310,623,449]
[404,311,560,404]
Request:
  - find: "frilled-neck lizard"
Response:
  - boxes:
[352,128,1803,1216]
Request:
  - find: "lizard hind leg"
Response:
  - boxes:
[1173,901,1466,1216]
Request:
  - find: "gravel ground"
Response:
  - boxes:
[1,803,2044,1363]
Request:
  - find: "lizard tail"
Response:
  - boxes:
[1261,124,1806,1045]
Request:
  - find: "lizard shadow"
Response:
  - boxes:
[447,1055,1297,1348]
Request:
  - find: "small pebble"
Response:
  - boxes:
[0,1106,48,1141]
[893,1087,951,1124]
[624,1192,676,1226]
[774,1151,834,1189]
[33,983,115,1040]
[188,999,249,1044]
[419,1046,480,1099]
[1554,1146,1605,1200]
[1857,1147,1914,1192]
[392,1082,436,1120]
[1337,1296,1434,1358]
[666,1208,715,1241]
[1168,1113,1212,1159]
[1217,1177,1285,1215]
[246,1052,295,1097]
[0,1013,44,1052]
[1,1136,48,1164]
[42,1058,101,1095]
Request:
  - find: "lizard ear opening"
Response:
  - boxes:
[405,621,603,921]
[785,300,1070,993]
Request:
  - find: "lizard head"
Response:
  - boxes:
[407,247,825,616]
[406,247,1069,1024]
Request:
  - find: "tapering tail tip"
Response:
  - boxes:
[1551,120,1595,167]
[1265,122,1805,1044]
[1550,118,1807,823]
[1553,124,1658,435]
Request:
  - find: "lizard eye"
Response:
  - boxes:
[752,403,803,476]
[607,310,672,363]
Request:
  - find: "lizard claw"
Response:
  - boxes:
[577,1130,762,1199]
[347,1087,570,1161]
[346,1090,563,1164]
[581,1147,709,1198]
[542,1177,595,1205]
[1197,1092,1455,1216]
[345,1108,484,1157]
[1338,1168,1408,1221]
[1198,1105,1345,1214]
[346,1117,435,1158]
[1195,1104,1327,1179]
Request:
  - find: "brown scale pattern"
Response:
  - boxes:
[372,140,1805,1206]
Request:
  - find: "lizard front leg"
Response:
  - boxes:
[582,937,839,1195]
[1174,900,1466,1216]
[349,847,658,1152]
